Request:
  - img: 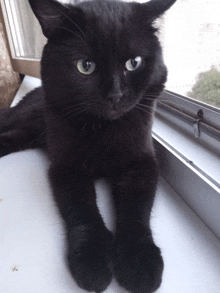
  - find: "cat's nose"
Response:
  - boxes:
[107,74,123,108]
[107,94,122,106]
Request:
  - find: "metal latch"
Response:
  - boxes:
[193,109,203,138]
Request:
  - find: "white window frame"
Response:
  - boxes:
[1,0,41,77]
[157,91,220,154]
[153,91,220,239]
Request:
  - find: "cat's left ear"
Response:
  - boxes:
[141,0,177,21]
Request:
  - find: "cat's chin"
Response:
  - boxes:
[106,109,125,120]
[105,104,136,121]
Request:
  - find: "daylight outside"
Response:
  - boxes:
[3,0,220,108]
[160,0,220,108]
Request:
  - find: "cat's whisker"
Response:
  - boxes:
[134,108,145,124]
[63,99,99,108]
[62,107,83,115]
[62,106,87,118]
[135,105,153,116]
[142,97,182,110]
[139,103,163,114]
[64,111,86,120]
[144,93,160,97]
[141,97,160,102]
[63,106,85,114]
[158,99,181,107]
[136,104,155,114]
[61,99,104,117]
[141,98,167,106]
[142,98,159,101]
[62,103,87,112]
[137,103,155,110]
[142,95,166,101]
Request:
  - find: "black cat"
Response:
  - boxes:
[0,0,177,292]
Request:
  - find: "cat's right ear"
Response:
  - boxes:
[29,0,77,39]
[141,0,177,22]
[28,0,68,38]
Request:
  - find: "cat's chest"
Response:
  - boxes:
[73,122,151,177]
[47,114,151,177]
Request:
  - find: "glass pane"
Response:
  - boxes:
[4,0,46,58]
[162,0,220,108]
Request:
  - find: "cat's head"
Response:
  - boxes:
[29,0,177,121]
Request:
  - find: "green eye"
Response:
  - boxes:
[76,59,96,75]
[125,56,142,71]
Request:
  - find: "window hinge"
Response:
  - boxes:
[193,119,201,138]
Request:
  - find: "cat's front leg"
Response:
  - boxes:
[112,156,163,293]
[49,164,113,293]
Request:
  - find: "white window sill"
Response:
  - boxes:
[1,76,220,292]
[153,115,220,185]
[1,150,220,293]
[153,114,220,240]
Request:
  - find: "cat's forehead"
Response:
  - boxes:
[76,1,154,58]
[79,0,133,25]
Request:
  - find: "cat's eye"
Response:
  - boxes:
[76,59,96,75]
[125,56,143,71]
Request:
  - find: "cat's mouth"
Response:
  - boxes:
[107,105,133,120]
[108,109,123,120]
[105,99,140,120]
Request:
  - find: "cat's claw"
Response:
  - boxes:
[114,237,164,293]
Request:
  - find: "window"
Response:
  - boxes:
[161,0,220,109]
[153,0,220,179]
[152,0,220,240]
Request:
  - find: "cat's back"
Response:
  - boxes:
[0,86,45,135]
[19,86,45,109]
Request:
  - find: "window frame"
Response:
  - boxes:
[0,0,41,78]
[157,91,220,156]
[153,131,220,240]
[153,90,220,240]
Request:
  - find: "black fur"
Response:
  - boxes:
[0,0,177,292]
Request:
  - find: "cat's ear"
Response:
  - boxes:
[142,0,177,21]
[28,0,68,38]
[28,0,81,39]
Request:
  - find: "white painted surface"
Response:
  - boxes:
[1,151,220,293]
[153,117,220,185]
[1,77,220,292]
[11,75,42,107]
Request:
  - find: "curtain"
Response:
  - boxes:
[0,8,20,108]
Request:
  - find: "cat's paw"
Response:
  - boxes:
[67,224,113,293]
[68,249,112,293]
[114,237,164,293]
